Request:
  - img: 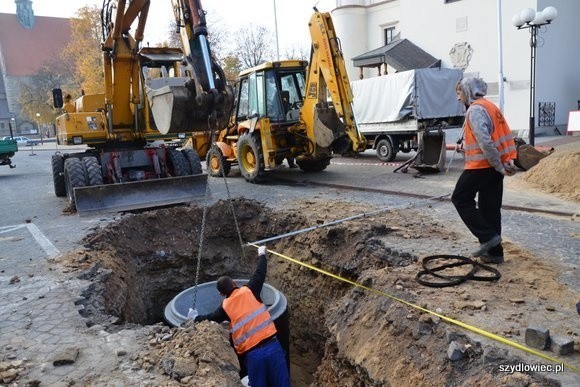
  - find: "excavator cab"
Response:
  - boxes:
[234,61,306,124]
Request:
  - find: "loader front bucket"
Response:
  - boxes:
[73,174,208,217]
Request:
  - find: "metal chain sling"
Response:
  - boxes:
[190,113,246,310]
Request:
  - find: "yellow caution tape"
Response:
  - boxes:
[249,243,579,373]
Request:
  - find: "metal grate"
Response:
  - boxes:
[538,102,555,126]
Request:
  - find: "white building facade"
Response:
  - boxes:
[330,0,580,135]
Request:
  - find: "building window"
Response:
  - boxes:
[384,27,396,45]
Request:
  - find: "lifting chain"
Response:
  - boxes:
[190,112,246,310]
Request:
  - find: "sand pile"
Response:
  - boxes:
[520,147,580,201]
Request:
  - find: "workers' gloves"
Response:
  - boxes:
[502,160,517,176]
[258,245,266,256]
[187,308,198,321]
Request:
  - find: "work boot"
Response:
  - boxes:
[479,252,504,264]
[472,235,502,257]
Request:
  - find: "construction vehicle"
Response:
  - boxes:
[204,9,366,183]
[0,137,17,169]
[51,0,233,215]
[0,120,18,169]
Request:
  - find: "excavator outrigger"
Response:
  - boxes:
[204,9,366,182]
[51,0,233,215]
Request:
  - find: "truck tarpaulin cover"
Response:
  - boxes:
[351,68,464,124]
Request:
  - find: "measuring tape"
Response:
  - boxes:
[248,243,579,373]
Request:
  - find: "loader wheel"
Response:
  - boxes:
[238,132,266,183]
[64,157,87,207]
[83,156,104,186]
[206,146,231,177]
[376,138,396,162]
[167,149,190,176]
[182,148,203,175]
[297,157,331,172]
[51,154,66,197]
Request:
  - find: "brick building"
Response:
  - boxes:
[0,0,70,136]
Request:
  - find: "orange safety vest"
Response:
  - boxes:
[222,286,277,354]
[464,98,517,170]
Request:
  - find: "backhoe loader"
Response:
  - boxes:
[204,9,366,183]
[51,0,233,215]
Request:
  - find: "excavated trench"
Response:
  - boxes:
[66,199,558,386]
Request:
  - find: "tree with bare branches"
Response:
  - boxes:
[235,24,275,69]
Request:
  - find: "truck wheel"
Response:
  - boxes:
[182,148,203,175]
[64,158,87,206]
[83,156,104,186]
[51,154,66,197]
[376,138,396,162]
[167,149,190,176]
[237,132,266,183]
[297,157,330,172]
[206,146,231,177]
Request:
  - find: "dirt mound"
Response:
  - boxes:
[142,321,241,386]
[55,198,579,386]
[519,148,580,201]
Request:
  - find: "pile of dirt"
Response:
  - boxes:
[54,198,579,386]
[518,147,580,201]
[141,321,241,386]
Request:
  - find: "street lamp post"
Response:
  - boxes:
[9,117,15,138]
[36,112,44,145]
[512,6,557,146]
[273,0,280,60]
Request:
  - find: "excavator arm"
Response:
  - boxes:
[301,9,366,154]
[166,0,234,131]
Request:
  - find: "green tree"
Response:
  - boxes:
[221,55,242,84]
[17,64,72,124]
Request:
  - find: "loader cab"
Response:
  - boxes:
[234,61,307,125]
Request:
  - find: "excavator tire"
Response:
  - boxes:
[237,132,266,183]
[167,149,191,176]
[64,157,87,207]
[83,156,104,186]
[51,154,66,197]
[206,146,231,177]
[297,157,331,172]
[181,149,203,175]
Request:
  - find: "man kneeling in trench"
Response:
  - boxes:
[188,245,291,387]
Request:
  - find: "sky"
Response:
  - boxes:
[0,0,336,55]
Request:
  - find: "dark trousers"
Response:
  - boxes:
[451,168,504,245]
[246,338,291,387]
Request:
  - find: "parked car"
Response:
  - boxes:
[1,136,37,146]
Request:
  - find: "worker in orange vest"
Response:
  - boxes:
[188,246,291,386]
[452,77,517,264]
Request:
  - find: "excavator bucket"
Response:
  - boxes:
[73,174,208,217]
[145,79,205,134]
[145,77,233,135]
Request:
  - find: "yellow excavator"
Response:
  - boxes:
[204,9,366,182]
[51,0,233,215]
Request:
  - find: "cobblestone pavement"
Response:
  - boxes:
[0,137,578,384]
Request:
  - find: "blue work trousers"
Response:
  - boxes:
[245,338,290,387]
